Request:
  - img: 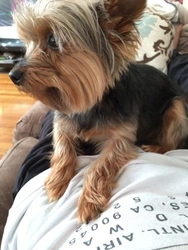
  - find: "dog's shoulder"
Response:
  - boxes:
[55,63,188,132]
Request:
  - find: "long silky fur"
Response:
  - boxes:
[10,0,188,223]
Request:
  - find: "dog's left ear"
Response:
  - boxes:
[98,0,146,74]
[118,0,146,19]
[103,0,146,44]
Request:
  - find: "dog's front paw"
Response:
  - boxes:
[78,198,103,224]
[45,176,69,202]
[78,189,109,223]
[141,144,165,154]
[45,147,77,202]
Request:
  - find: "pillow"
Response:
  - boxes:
[136,11,175,74]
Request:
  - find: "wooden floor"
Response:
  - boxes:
[0,71,35,159]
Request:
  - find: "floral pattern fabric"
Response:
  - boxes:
[136,11,174,74]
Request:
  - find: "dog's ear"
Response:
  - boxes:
[101,0,146,44]
[118,0,146,19]
[96,0,146,79]
[104,0,146,23]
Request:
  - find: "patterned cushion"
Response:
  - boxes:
[136,11,174,74]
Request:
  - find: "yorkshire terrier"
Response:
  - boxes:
[9,0,188,223]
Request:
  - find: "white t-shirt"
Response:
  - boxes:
[1,150,188,250]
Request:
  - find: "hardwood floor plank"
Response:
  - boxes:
[0,72,35,159]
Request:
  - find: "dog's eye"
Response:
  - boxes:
[47,34,59,50]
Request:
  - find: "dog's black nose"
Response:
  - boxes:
[9,68,24,86]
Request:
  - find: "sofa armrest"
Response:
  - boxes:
[13,101,50,144]
[0,137,39,243]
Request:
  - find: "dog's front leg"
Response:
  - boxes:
[78,124,139,223]
[45,115,78,202]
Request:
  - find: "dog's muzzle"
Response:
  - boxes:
[9,67,24,86]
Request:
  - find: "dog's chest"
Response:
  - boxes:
[70,111,115,141]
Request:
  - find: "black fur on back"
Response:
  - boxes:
[58,63,188,147]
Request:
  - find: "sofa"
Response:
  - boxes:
[0,101,50,243]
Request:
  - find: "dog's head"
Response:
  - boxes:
[10,0,146,114]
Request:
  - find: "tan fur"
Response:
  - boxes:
[13,0,146,113]
[142,98,188,153]
[78,123,138,221]
[12,0,149,223]
[10,0,188,224]
[45,117,78,200]
[18,48,110,113]
[45,117,139,221]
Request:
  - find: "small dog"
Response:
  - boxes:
[9,0,188,223]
